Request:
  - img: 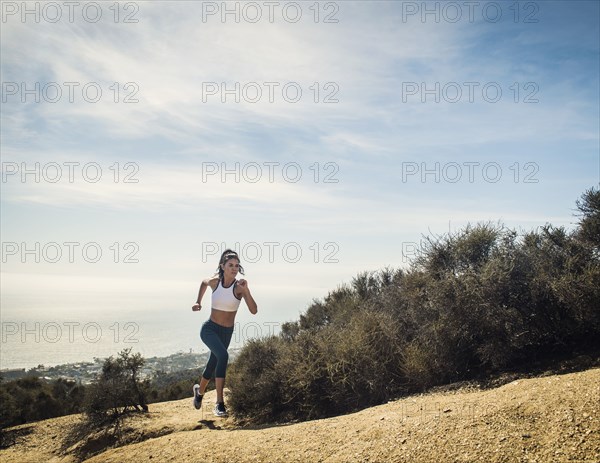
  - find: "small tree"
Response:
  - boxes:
[84,348,148,427]
[575,187,600,251]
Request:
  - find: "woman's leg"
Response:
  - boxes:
[200,322,220,383]
[215,377,226,403]
[198,375,210,395]
[200,321,233,402]
[214,327,234,403]
[201,351,218,384]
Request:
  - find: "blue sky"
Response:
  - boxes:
[1,1,599,365]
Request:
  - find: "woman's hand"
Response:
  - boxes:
[238,279,257,314]
[192,303,201,311]
[237,279,249,295]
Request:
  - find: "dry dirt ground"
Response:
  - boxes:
[1,368,598,463]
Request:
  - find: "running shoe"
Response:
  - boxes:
[214,401,227,417]
[193,384,203,410]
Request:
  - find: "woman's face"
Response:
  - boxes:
[221,258,240,278]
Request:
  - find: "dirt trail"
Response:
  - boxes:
[2,368,599,463]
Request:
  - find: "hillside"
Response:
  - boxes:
[2,368,598,463]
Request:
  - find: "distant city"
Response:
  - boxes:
[0,349,242,384]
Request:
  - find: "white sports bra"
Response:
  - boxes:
[211,278,242,312]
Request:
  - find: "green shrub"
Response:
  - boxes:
[575,187,600,249]
[84,348,148,426]
[227,336,286,422]
[227,188,600,425]
[0,376,86,433]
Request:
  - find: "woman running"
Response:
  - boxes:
[191,249,258,416]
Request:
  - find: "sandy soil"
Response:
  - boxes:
[2,368,599,463]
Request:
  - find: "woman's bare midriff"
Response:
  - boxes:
[210,308,236,327]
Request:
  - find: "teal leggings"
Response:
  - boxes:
[200,319,234,379]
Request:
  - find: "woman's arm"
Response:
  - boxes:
[192,277,216,311]
[236,279,257,314]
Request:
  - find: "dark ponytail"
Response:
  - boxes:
[216,249,245,281]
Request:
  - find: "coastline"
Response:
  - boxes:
[0,349,241,384]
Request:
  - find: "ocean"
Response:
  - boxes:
[0,310,280,371]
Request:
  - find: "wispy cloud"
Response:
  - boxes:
[1,1,597,336]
